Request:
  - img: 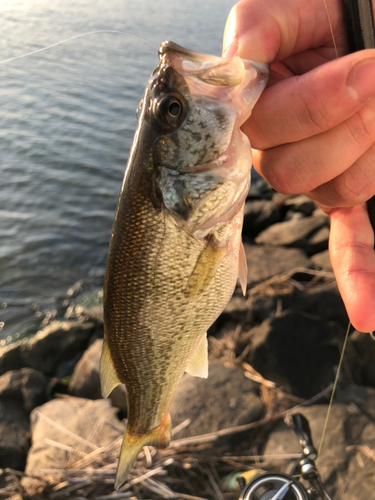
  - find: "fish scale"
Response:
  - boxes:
[101,41,269,489]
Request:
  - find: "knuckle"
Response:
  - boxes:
[299,89,336,134]
[345,104,375,149]
[262,148,310,194]
[332,170,374,206]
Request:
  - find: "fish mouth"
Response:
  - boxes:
[158,40,269,88]
[158,41,269,127]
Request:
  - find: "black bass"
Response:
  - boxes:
[101,41,268,489]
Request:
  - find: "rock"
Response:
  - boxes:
[0,320,97,376]
[244,244,312,286]
[0,399,30,471]
[282,194,317,216]
[311,249,333,271]
[248,177,274,200]
[169,362,264,439]
[306,225,330,254]
[0,368,46,471]
[0,368,47,414]
[347,330,375,387]
[69,339,127,413]
[255,216,328,254]
[305,287,348,327]
[243,200,280,237]
[247,311,342,398]
[262,404,375,500]
[271,192,295,207]
[25,397,125,476]
[69,339,103,400]
[272,193,317,215]
[73,289,104,323]
[284,211,304,221]
[337,385,375,420]
[249,286,348,328]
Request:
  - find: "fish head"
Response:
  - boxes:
[133,41,269,235]
[149,41,269,172]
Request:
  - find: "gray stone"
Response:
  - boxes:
[347,331,375,387]
[244,244,312,286]
[169,362,264,439]
[337,385,375,420]
[0,320,96,376]
[73,289,104,323]
[271,192,296,207]
[25,397,125,476]
[284,211,304,221]
[243,200,280,236]
[69,338,103,400]
[282,194,317,215]
[255,216,328,253]
[248,311,342,398]
[69,339,127,413]
[311,249,333,271]
[0,399,29,471]
[262,404,375,500]
[249,286,347,328]
[307,225,330,254]
[0,368,47,414]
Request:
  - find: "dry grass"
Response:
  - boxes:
[0,381,334,500]
[0,267,339,500]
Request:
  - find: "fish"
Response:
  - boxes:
[100,40,269,490]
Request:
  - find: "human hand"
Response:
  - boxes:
[223,0,375,332]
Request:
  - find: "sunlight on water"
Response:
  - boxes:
[0,0,236,340]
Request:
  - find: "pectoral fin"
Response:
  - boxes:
[100,336,121,398]
[186,238,227,297]
[186,334,208,378]
[238,241,248,296]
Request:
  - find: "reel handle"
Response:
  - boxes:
[287,414,317,460]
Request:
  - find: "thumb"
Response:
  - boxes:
[222,0,343,61]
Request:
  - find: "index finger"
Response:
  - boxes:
[223,0,344,62]
[330,204,375,333]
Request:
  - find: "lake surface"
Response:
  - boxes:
[0,0,237,341]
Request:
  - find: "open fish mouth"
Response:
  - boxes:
[158,40,269,126]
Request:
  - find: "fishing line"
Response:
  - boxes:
[0,30,157,66]
[322,0,339,58]
[315,0,352,464]
[316,320,351,461]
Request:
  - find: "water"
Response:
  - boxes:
[0,0,236,341]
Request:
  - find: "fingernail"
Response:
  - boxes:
[346,58,375,102]
[222,39,238,59]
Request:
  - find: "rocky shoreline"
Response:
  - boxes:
[1,180,375,499]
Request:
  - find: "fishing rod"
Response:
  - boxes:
[341,0,375,228]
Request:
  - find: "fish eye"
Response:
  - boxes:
[155,95,184,127]
[167,100,181,117]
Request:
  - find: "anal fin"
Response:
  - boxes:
[186,334,208,378]
[186,238,227,297]
[100,336,121,398]
[238,241,248,296]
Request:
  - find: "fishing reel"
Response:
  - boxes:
[238,413,331,500]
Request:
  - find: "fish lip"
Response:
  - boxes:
[250,60,270,74]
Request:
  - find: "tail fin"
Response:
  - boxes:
[115,412,171,490]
